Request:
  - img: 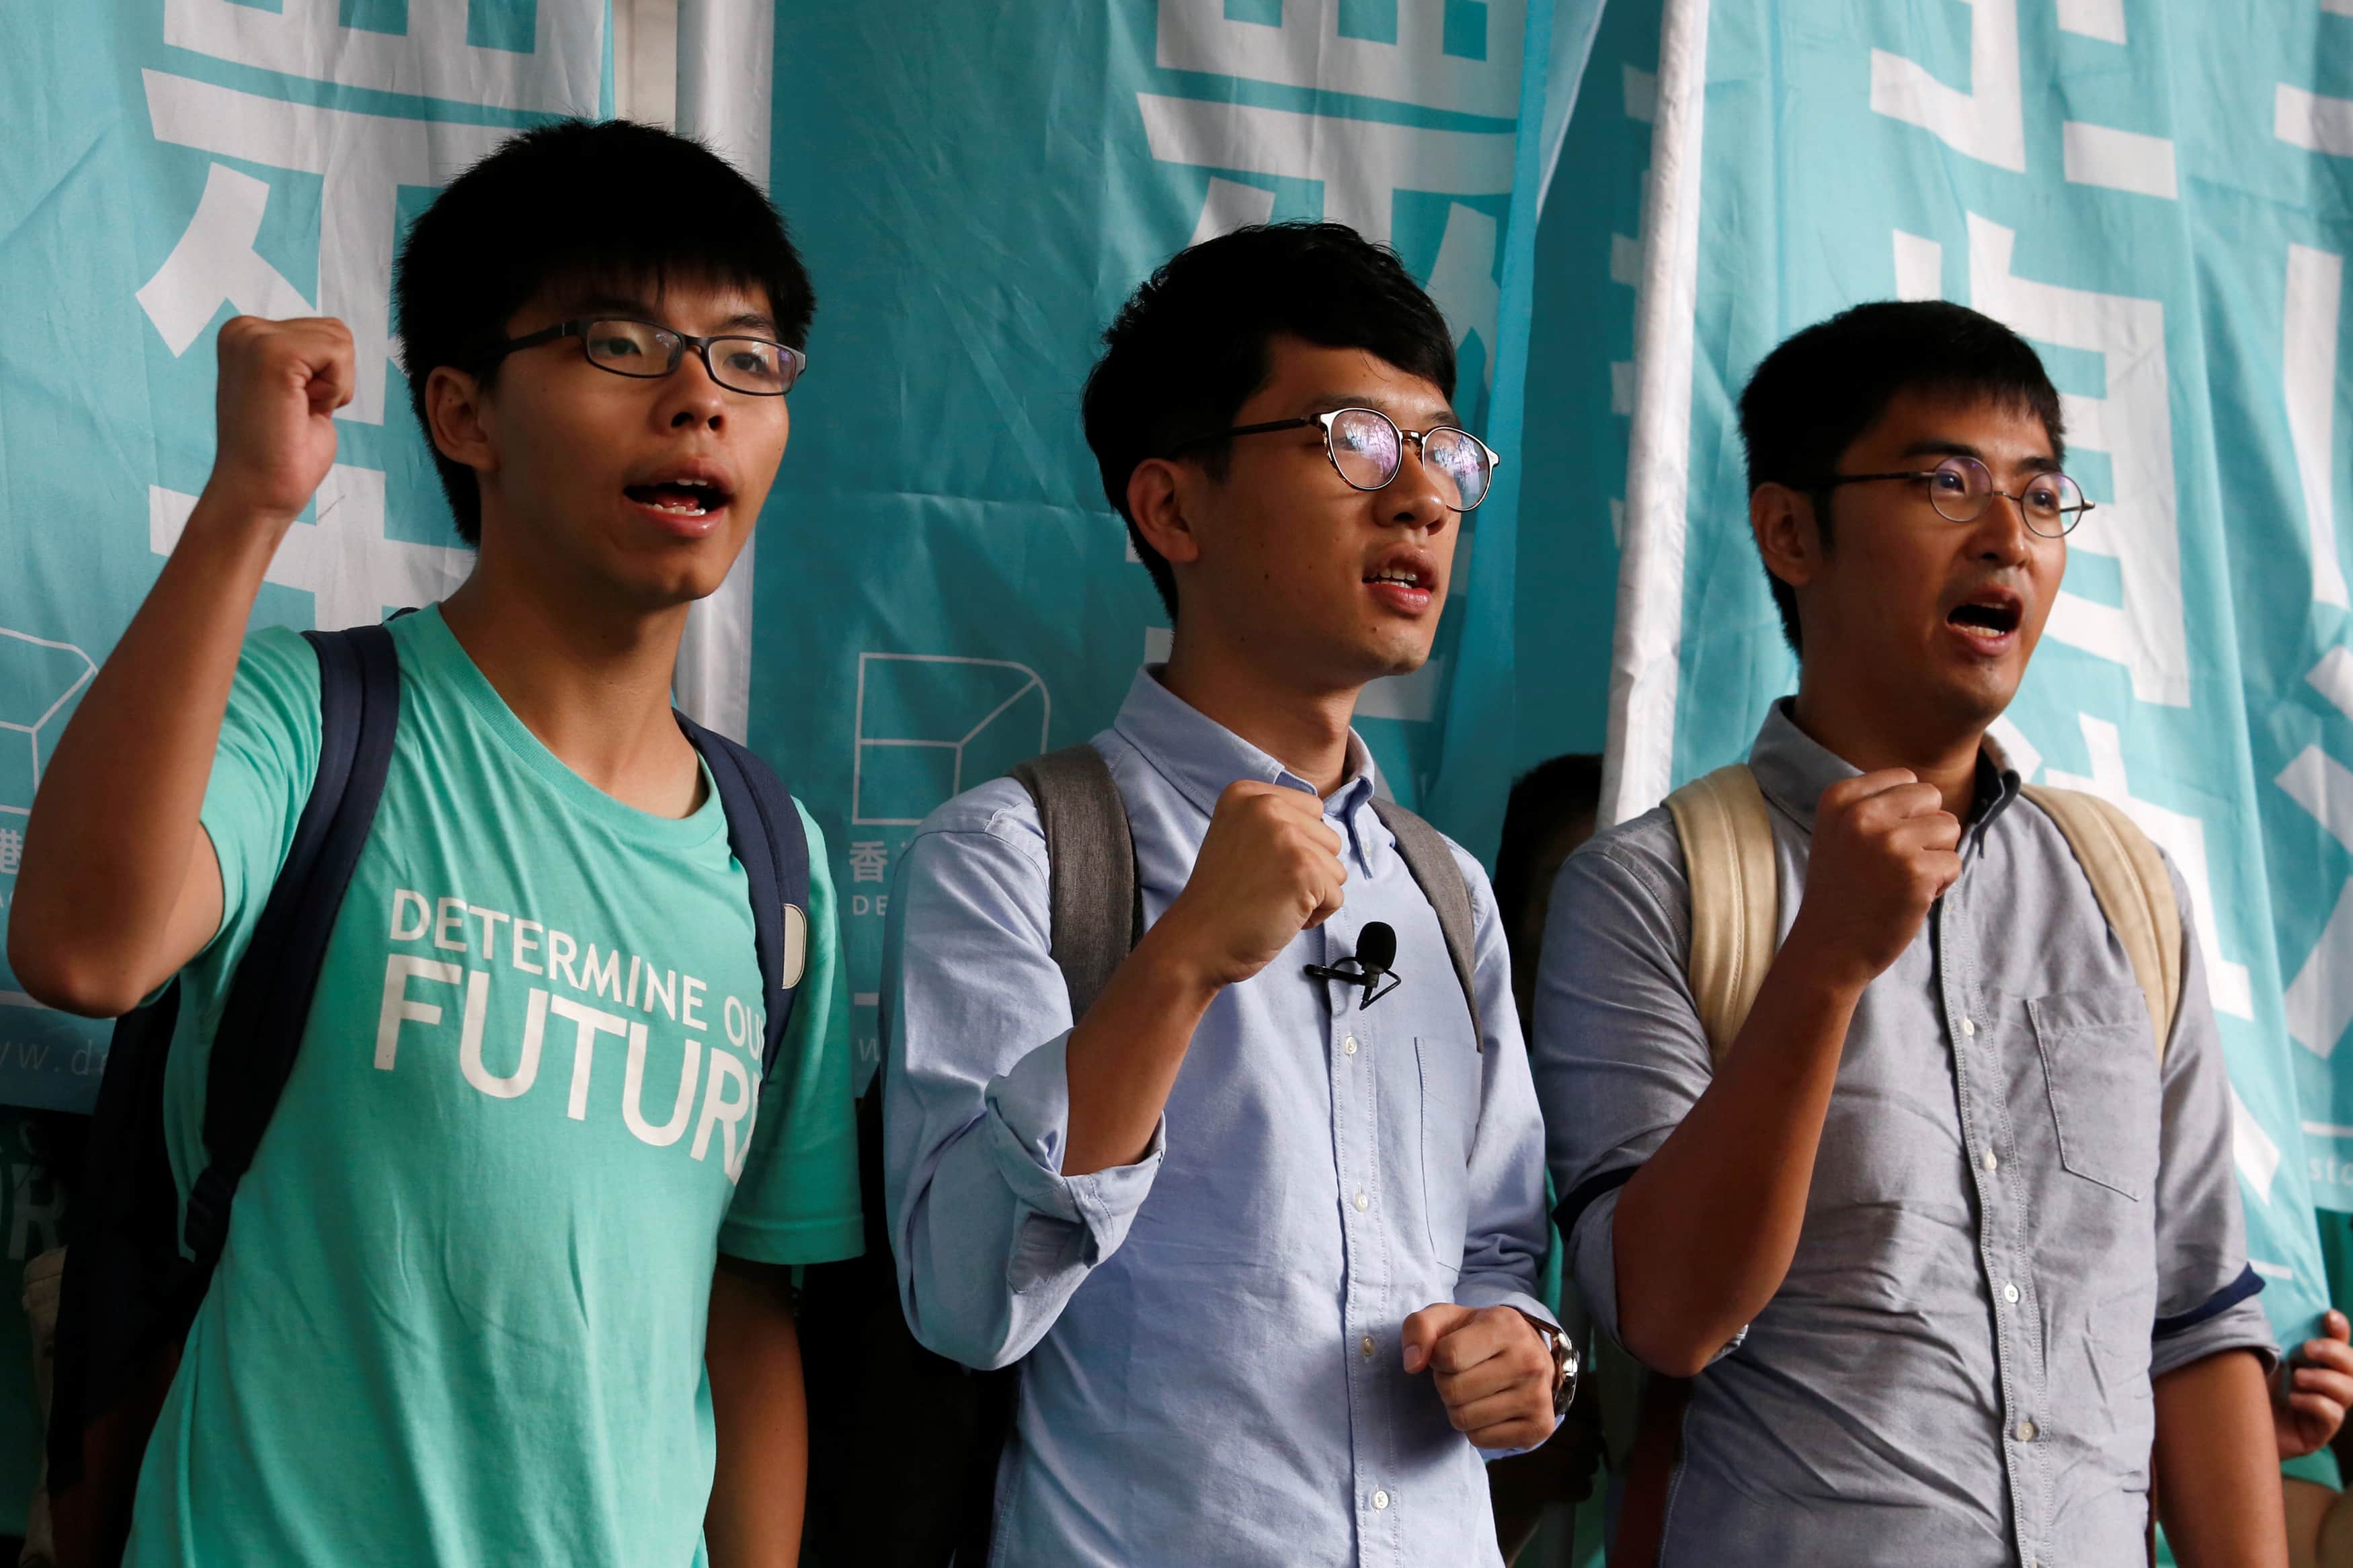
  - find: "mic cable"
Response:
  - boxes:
[1304,921,1400,1010]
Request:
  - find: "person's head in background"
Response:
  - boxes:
[1495,753,1603,1032]
[396,119,815,626]
[1082,222,1495,729]
[1741,301,2081,768]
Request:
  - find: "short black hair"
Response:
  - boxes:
[1737,300,2064,653]
[1081,222,1456,620]
[394,119,815,544]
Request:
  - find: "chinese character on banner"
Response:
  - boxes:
[0,829,21,877]
[848,841,888,885]
[132,3,606,630]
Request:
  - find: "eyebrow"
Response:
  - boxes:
[1298,391,1462,428]
[1896,438,2062,473]
[555,294,781,338]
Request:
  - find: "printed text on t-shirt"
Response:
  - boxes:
[374,888,766,1179]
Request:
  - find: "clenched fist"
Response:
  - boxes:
[203,315,356,529]
[1154,780,1347,988]
[1402,1303,1558,1452]
[1785,770,1962,992]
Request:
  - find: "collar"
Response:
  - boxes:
[1109,666,1384,869]
[1747,699,2022,837]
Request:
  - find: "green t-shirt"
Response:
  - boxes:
[124,607,861,1567]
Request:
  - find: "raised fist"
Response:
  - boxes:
[1786,770,1962,991]
[1154,780,1347,989]
[203,315,356,528]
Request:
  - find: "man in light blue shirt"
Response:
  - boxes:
[881,223,1564,1567]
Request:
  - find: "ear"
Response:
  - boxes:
[1126,457,1203,569]
[1751,481,1822,596]
[424,365,497,479]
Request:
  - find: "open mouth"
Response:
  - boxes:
[1363,561,1437,614]
[623,478,731,518]
[1948,597,2022,639]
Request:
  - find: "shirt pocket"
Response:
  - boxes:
[2028,986,2161,1202]
[1415,1035,1480,1266]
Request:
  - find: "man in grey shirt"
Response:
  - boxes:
[1533,302,2285,1565]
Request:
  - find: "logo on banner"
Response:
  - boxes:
[851,653,1051,828]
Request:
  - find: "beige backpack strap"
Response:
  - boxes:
[1664,765,1780,1069]
[2020,784,2183,1059]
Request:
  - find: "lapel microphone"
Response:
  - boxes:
[1304,921,1400,1010]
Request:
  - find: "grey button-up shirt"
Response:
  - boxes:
[1531,702,2274,1567]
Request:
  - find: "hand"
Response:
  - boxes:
[1401,1303,1557,1452]
[202,315,355,528]
[2276,1310,2353,1460]
[1783,770,1962,992]
[1152,780,1346,988]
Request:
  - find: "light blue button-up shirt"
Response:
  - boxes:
[881,667,1554,1568]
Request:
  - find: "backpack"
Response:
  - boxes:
[44,621,815,1568]
[1599,762,2184,1568]
[800,742,1485,1567]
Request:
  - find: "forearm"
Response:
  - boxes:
[1610,944,1860,1376]
[1062,919,1219,1176]
[12,501,278,1010]
[2154,1350,2288,1567]
[705,1260,807,1568]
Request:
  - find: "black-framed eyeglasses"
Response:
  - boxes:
[1817,454,2091,538]
[484,318,807,397]
[1171,407,1502,512]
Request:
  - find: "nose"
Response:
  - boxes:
[1970,489,2033,565]
[1384,436,1454,533]
[657,346,729,433]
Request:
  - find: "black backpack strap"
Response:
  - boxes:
[675,716,811,1076]
[1368,797,1484,1051]
[1008,744,1142,1020]
[185,623,402,1263]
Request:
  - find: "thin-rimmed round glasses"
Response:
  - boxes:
[1172,407,1501,512]
[485,318,807,397]
[1817,454,2090,538]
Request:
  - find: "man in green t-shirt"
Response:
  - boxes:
[7,120,860,1565]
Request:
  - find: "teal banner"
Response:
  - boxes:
[755,1,1563,1083]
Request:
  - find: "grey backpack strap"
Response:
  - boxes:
[1010,744,1142,1019]
[1368,797,1484,1051]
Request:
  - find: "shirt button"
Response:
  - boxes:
[1960,1017,1977,1038]
[2016,1420,2037,1442]
[1982,1148,1999,1172]
[2003,1282,2020,1305]
[1371,1490,1390,1511]
[1353,1190,1369,1212]
[1343,1036,1359,1056]
[1361,1335,1376,1358]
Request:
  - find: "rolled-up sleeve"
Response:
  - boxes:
[1528,817,1743,1363]
[881,782,1163,1372]
[2149,858,2278,1380]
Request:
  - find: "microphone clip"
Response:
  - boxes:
[1302,956,1400,1009]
